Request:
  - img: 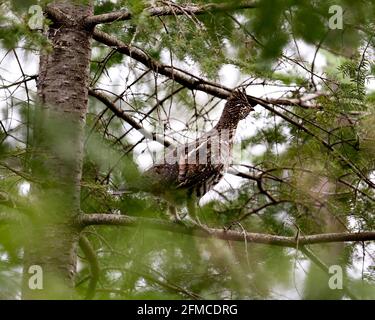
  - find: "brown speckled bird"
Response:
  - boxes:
[144,89,254,223]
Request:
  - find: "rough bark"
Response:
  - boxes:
[22,1,93,299]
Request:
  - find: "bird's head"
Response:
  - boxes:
[215,88,255,130]
[227,89,255,120]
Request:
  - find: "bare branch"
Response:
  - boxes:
[92,29,231,98]
[92,29,325,109]
[264,93,327,109]
[85,10,131,26]
[0,75,37,90]
[78,214,375,247]
[89,89,173,147]
[85,1,258,26]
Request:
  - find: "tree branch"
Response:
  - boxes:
[78,214,375,247]
[89,89,173,147]
[0,75,38,90]
[85,1,258,26]
[92,29,324,108]
[92,29,231,98]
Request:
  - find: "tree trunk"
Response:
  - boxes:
[22,1,93,299]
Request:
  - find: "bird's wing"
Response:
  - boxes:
[175,134,231,194]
